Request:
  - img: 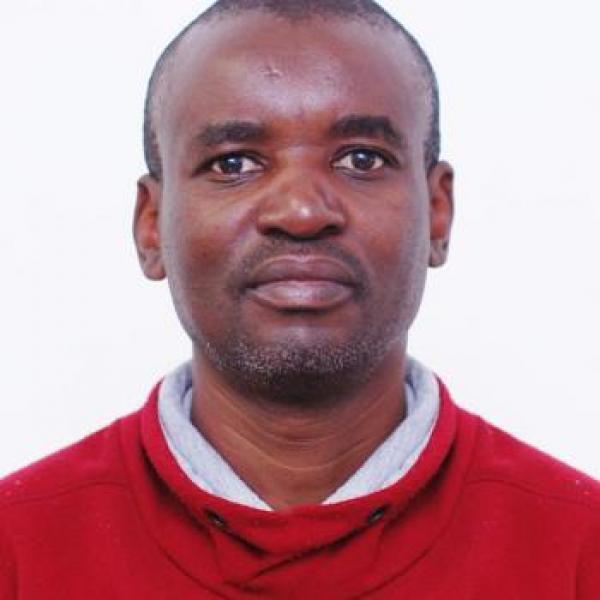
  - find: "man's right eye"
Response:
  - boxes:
[209,154,263,176]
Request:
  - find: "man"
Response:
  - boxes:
[1,0,598,597]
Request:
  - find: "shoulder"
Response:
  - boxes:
[451,408,600,593]
[463,410,600,513]
[0,408,146,597]
[0,411,139,511]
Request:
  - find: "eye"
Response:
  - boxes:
[209,153,263,176]
[332,149,387,173]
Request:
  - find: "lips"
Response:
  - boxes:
[245,256,357,310]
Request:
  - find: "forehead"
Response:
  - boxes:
[157,13,429,153]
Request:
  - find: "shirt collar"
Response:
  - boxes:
[158,356,439,509]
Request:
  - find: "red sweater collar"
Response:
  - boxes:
[119,379,477,589]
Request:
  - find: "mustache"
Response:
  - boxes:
[230,238,370,296]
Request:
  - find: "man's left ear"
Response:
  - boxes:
[427,161,454,268]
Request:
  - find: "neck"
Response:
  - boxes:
[190,349,407,510]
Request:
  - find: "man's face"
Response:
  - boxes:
[135,14,453,400]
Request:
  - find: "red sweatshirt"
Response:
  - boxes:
[1,381,599,599]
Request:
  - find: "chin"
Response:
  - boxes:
[201,328,395,405]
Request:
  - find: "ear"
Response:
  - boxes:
[133,174,166,280]
[427,161,454,268]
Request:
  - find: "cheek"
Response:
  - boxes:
[159,197,247,343]
[362,194,430,278]
[161,187,245,278]
[159,184,260,333]
[357,191,430,326]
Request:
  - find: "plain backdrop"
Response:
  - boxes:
[1,1,599,478]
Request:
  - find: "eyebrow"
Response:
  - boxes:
[329,114,405,149]
[192,114,404,150]
[194,120,270,148]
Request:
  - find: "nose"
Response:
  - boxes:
[256,171,347,239]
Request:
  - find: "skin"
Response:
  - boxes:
[134,13,454,510]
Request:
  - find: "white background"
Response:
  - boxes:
[1,1,599,477]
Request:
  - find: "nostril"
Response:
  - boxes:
[259,222,343,241]
[316,223,344,239]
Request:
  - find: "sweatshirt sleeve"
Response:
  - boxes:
[577,517,600,598]
[0,517,17,599]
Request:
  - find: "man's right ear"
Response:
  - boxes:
[133,174,166,281]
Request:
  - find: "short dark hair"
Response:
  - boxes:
[143,0,440,180]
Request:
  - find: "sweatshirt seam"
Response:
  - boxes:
[464,477,600,514]
[0,479,131,512]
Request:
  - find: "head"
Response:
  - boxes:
[134,0,453,403]
[143,0,441,181]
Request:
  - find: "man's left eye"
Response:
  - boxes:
[332,149,386,172]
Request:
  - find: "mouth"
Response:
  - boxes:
[245,256,357,311]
